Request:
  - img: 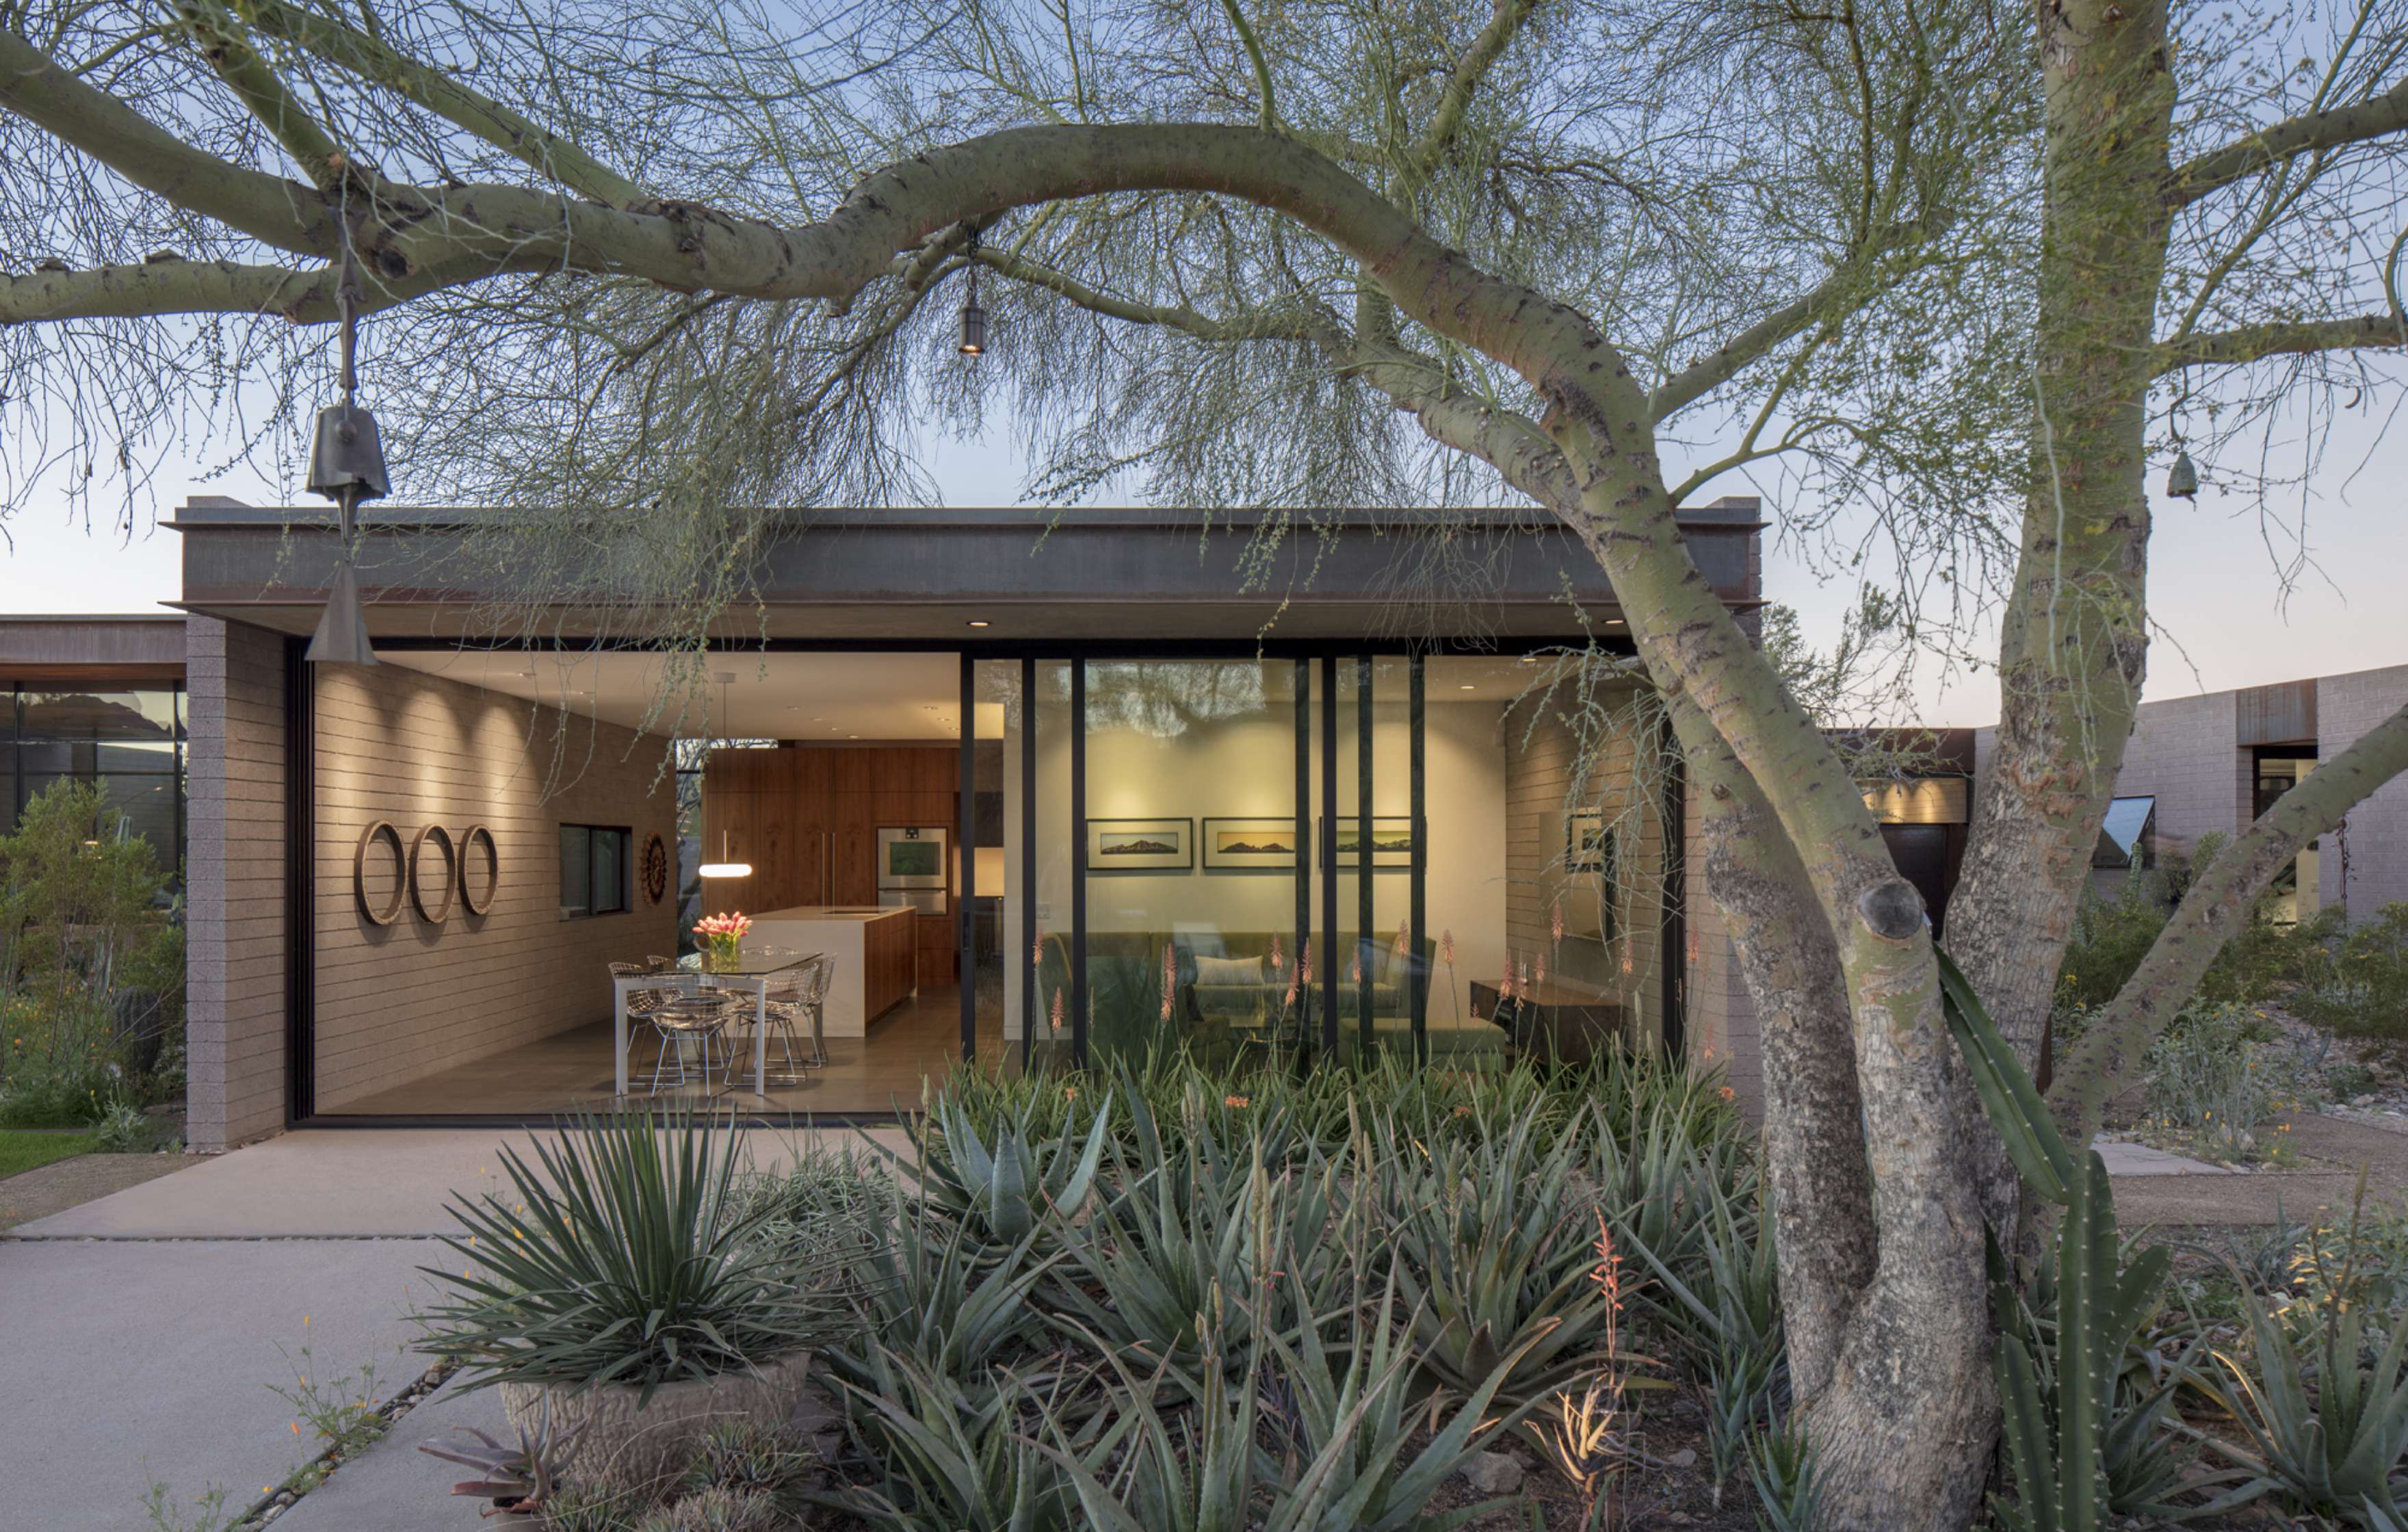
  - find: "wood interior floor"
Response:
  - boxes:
[317,983,1014,1118]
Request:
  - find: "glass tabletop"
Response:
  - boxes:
[672,951,824,977]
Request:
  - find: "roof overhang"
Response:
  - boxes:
[170,498,1764,645]
[0,613,187,681]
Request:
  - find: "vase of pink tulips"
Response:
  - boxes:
[694,912,750,971]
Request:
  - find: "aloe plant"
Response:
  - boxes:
[1939,951,2178,1532]
[826,1349,1084,1532]
[1623,1167,1783,1500]
[1378,1100,1650,1408]
[1255,1266,1549,1532]
[830,1194,1060,1391]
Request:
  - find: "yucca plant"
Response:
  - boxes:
[2208,1274,2408,1527]
[415,1108,832,1399]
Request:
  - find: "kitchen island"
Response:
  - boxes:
[743,905,917,1036]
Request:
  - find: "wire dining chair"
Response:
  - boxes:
[744,957,827,1085]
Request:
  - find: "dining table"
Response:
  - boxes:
[611,951,822,1097]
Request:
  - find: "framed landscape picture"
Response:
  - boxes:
[1203,817,1300,870]
[1566,812,1618,877]
[1086,817,1192,871]
[1323,815,1417,871]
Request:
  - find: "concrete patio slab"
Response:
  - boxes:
[0,1237,445,1531]
[10,1124,911,1240]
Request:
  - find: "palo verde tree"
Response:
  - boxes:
[7,1,2408,1525]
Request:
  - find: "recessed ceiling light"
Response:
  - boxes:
[966,620,991,629]
[848,734,860,739]
[1518,655,1539,664]
[1458,683,1476,691]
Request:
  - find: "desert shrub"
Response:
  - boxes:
[2056,873,2177,1012]
[2142,1001,2312,1159]
[2291,903,2408,1045]
[0,780,185,1122]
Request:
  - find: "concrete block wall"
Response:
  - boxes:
[184,618,287,1151]
[311,663,679,1110]
[2106,689,2249,863]
[2318,665,2408,914]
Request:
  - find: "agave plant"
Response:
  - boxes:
[1378,1100,1653,1408]
[2209,1288,2408,1527]
[887,1085,1113,1245]
[417,1399,586,1514]
[416,1108,834,1399]
[824,1348,1086,1532]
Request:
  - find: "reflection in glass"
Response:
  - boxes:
[1078,659,1298,1072]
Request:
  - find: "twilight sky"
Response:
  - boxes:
[5,405,2403,728]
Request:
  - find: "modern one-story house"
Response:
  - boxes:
[14,497,1792,1149]
[1982,665,2408,923]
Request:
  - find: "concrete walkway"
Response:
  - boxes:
[10,1123,908,1241]
[2108,1112,2408,1229]
[1,1124,902,1530]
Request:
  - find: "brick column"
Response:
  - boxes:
[185,617,289,1149]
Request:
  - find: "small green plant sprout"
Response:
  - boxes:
[1746,1413,1827,1532]
[417,1398,586,1516]
[268,1342,387,1459]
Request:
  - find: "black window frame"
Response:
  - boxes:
[559,823,632,919]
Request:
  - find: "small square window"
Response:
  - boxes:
[560,824,631,919]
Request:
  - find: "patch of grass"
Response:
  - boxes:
[0,1127,101,1178]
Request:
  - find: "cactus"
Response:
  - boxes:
[1939,951,2172,1532]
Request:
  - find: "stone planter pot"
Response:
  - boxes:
[499,1350,815,1496]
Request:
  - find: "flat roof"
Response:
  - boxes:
[170,497,1764,644]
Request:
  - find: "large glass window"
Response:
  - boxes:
[1077,659,1302,1071]
[2,683,186,880]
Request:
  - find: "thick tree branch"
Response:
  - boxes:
[1650,254,1885,422]
[2169,76,2408,208]
[233,0,649,207]
[0,29,332,256]
[2048,700,2408,1150]
[177,0,349,189]
[1406,0,1541,181]
[2156,310,2408,371]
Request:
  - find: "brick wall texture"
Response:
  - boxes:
[183,618,287,1150]
[2319,665,2408,914]
[311,663,679,1110]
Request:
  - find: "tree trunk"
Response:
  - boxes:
[1942,0,2177,1237]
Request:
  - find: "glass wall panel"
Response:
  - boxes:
[1030,661,1075,1071]
[1078,659,1298,1070]
[972,660,1017,1074]
[1428,652,1668,1068]
[1327,658,1418,1066]
[4,683,186,877]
